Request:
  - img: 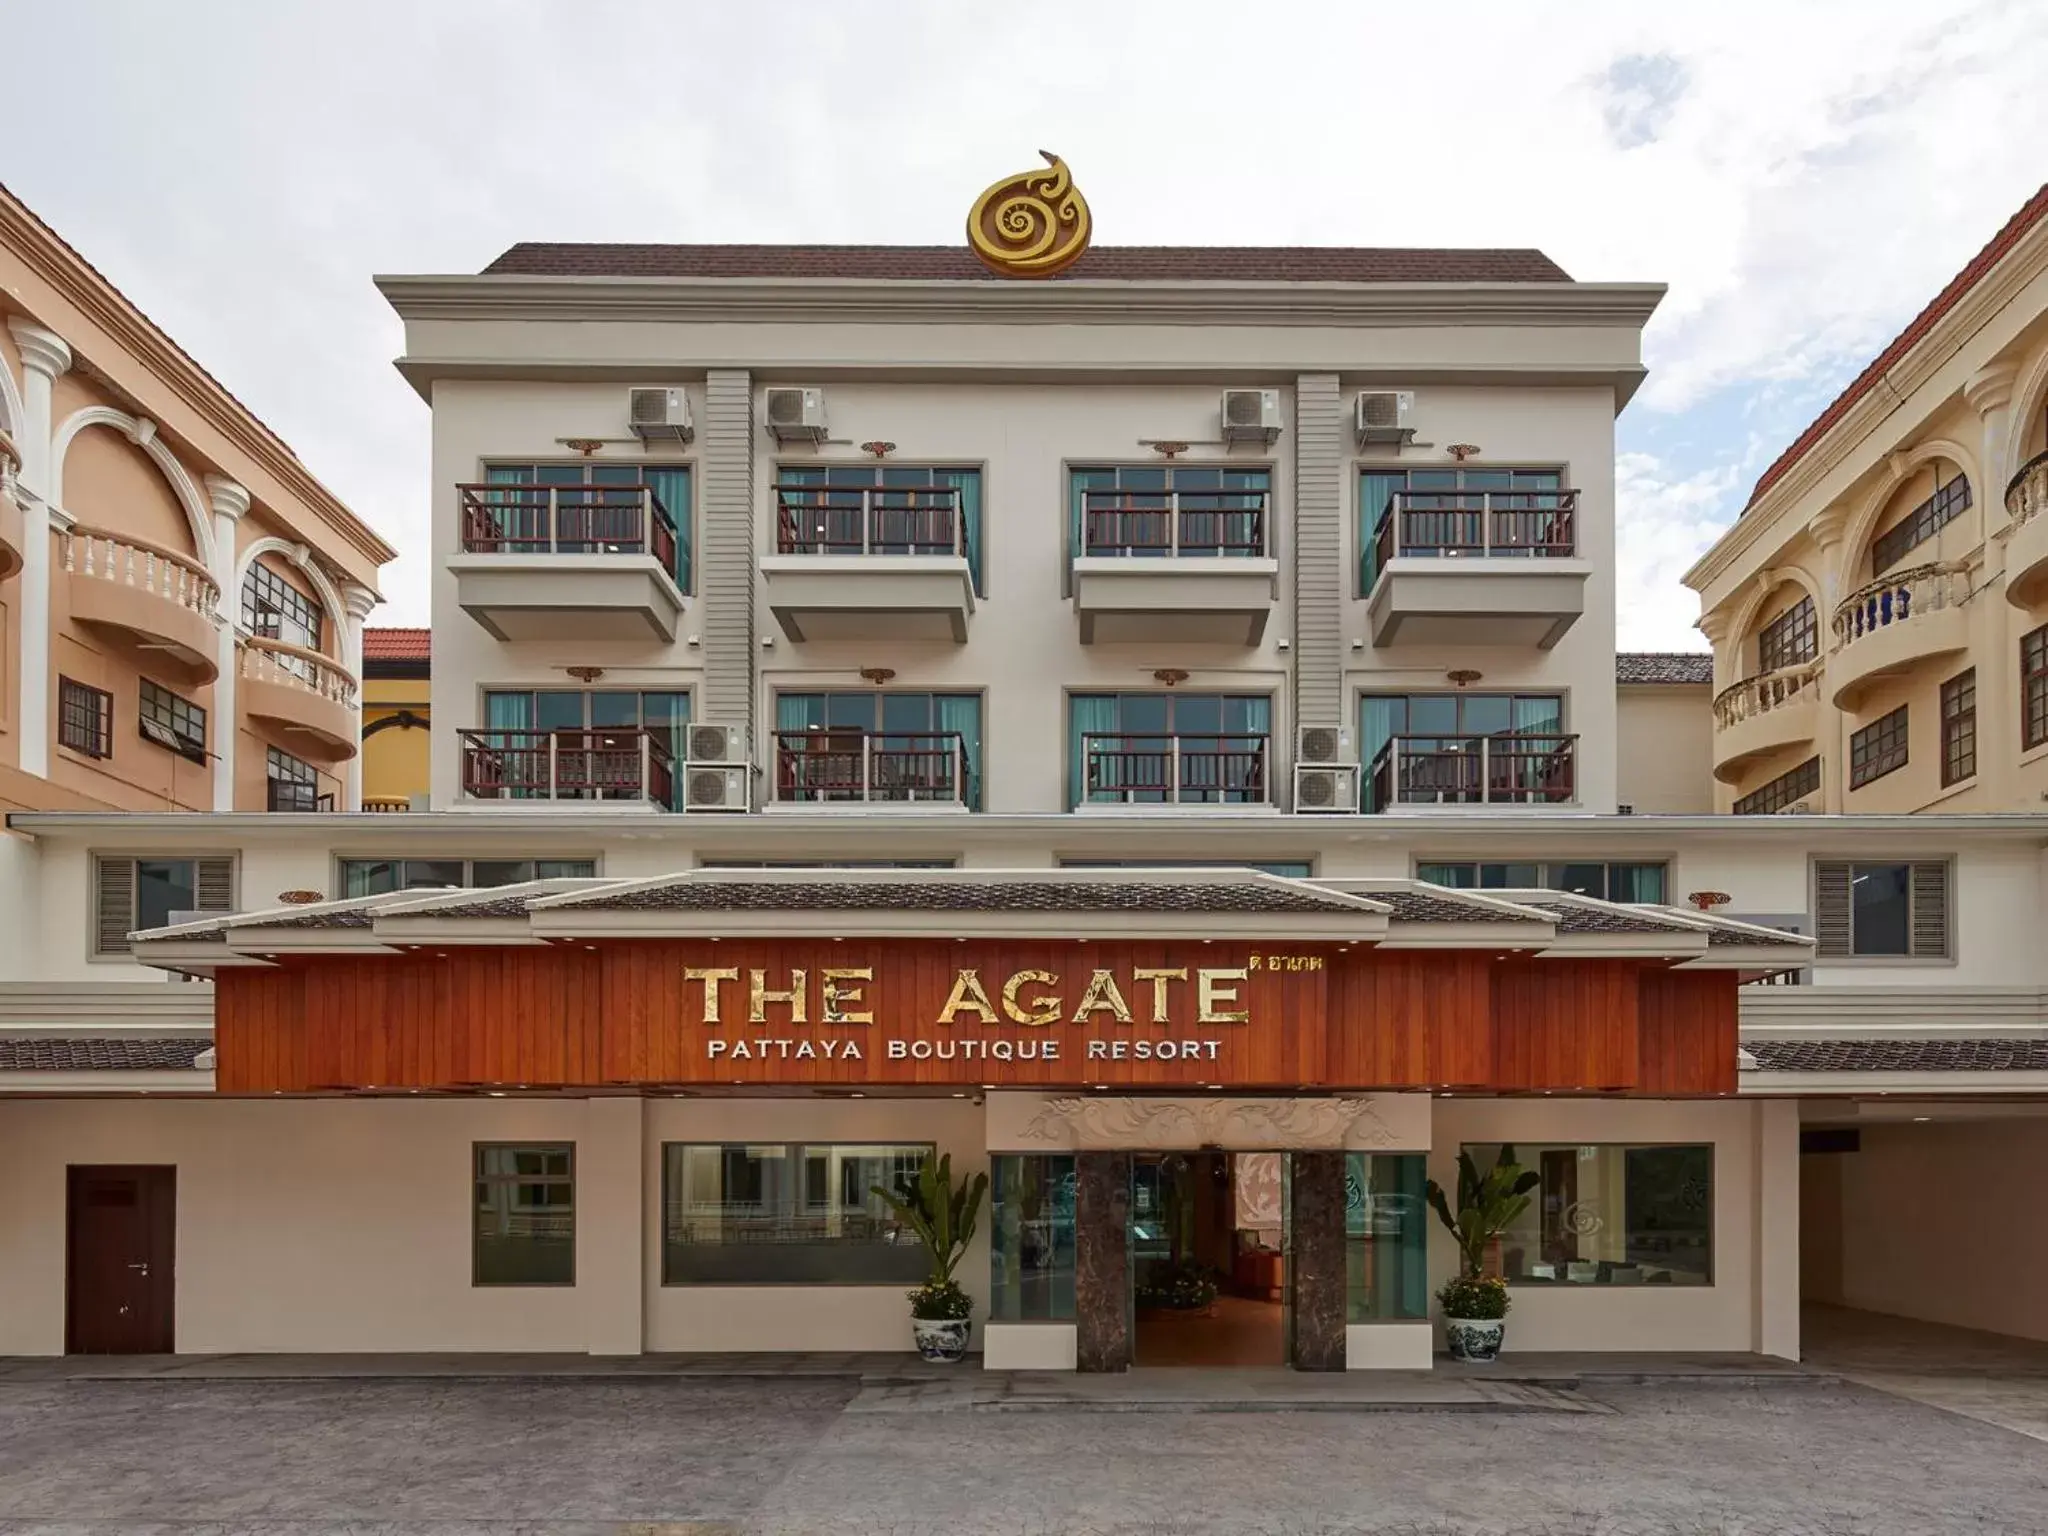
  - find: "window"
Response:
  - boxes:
[265,747,325,813]
[1070,465,1270,567]
[57,678,113,759]
[1360,693,1569,811]
[477,690,690,810]
[138,680,207,765]
[1848,705,1909,789]
[1070,693,1272,806]
[662,1143,932,1284]
[1346,1153,1428,1321]
[474,1144,574,1286]
[774,692,984,809]
[2024,623,2048,751]
[990,1154,1077,1322]
[1465,1143,1713,1287]
[778,465,980,593]
[486,463,692,591]
[1871,472,1971,575]
[1940,669,1976,787]
[92,855,234,955]
[1814,861,1950,959]
[1732,756,1820,816]
[1754,596,1817,675]
[240,561,323,651]
[339,858,597,897]
[1360,465,1569,591]
[1417,861,1668,903]
[1059,859,1314,878]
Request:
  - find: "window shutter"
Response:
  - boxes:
[1909,861,1950,959]
[93,858,137,956]
[1813,862,1852,957]
[195,858,236,913]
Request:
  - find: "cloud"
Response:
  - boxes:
[1597,53,1691,150]
[1614,450,1747,651]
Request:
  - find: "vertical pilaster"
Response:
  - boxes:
[8,320,73,779]
[1292,374,1344,736]
[1287,1150,1348,1370]
[1753,1099,1800,1361]
[202,476,249,811]
[579,1095,646,1356]
[1074,1151,1131,1372]
[340,583,379,812]
[699,370,755,730]
[1966,364,2021,789]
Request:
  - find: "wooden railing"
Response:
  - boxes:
[459,727,676,808]
[1080,733,1270,805]
[1079,490,1268,557]
[1366,733,1577,811]
[1370,489,1578,576]
[2007,450,2048,531]
[1712,659,1823,730]
[1832,562,1971,648]
[238,637,359,709]
[458,484,678,571]
[773,730,968,805]
[774,485,965,557]
[63,526,221,621]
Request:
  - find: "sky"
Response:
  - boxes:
[5,0,2046,649]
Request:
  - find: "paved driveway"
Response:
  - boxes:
[2,1374,2047,1535]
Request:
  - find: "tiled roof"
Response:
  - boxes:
[0,1037,210,1071]
[1512,899,1697,936]
[549,879,1372,916]
[1746,1038,2048,1073]
[363,628,430,661]
[1616,652,1713,685]
[1704,924,1808,949]
[1744,182,2048,513]
[1365,889,1547,925]
[482,244,1572,285]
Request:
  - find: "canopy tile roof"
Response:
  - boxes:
[0,1037,211,1071]
[1616,652,1713,685]
[1746,1038,2048,1073]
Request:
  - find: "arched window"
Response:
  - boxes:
[241,562,323,652]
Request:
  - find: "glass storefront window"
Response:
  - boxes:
[989,1154,1077,1321]
[1345,1152,1428,1321]
[661,1143,931,1284]
[1463,1143,1714,1286]
[473,1144,574,1286]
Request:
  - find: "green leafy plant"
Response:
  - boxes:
[906,1277,973,1321]
[873,1152,988,1287]
[1426,1144,1540,1280]
[1134,1262,1220,1312]
[1436,1273,1509,1321]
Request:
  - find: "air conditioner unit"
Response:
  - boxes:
[686,722,748,765]
[628,387,693,443]
[1293,765,1360,814]
[1354,390,1416,446]
[1221,388,1283,445]
[683,763,750,813]
[764,387,828,444]
[1295,725,1352,766]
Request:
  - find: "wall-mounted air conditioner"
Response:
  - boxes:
[1221,389,1283,446]
[686,723,748,765]
[683,764,750,813]
[629,387,693,443]
[1355,390,1416,446]
[1293,765,1360,814]
[1295,725,1352,766]
[764,387,828,443]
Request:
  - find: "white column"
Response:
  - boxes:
[1965,365,2021,786]
[7,320,72,779]
[578,1096,646,1356]
[1753,1098,1801,1361]
[202,476,250,812]
[340,582,378,812]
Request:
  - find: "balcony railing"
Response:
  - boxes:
[1366,732,1577,811]
[1080,490,1268,557]
[773,730,969,806]
[361,795,414,813]
[0,427,18,493]
[1831,562,1971,648]
[459,727,676,808]
[1370,490,1578,575]
[1712,659,1822,729]
[458,483,678,572]
[2009,450,2048,529]
[1080,733,1270,805]
[64,526,222,622]
[774,486,965,558]
[239,637,359,709]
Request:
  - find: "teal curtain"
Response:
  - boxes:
[1416,863,1473,888]
[484,691,534,734]
[933,694,984,808]
[1359,696,1407,812]
[941,471,983,596]
[776,694,822,734]
[1067,694,1120,807]
[640,467,692,591]
[1608,863,1667,903]
[1512,696,1564,735]
[1359,472,1405,594]
[1067,470,1114,575]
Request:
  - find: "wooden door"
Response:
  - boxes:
[65,1166,175,1354]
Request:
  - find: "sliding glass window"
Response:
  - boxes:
[989,1154,1077,1321]
[662,1143,932,1284]
[1346,1153,1428,1321]
[1463,1143,1713,1286]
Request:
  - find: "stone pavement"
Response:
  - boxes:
[1804,1301,2048,1442]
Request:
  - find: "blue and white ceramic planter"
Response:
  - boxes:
[911,1316,972,1363]
[1445,1318,1505,1362]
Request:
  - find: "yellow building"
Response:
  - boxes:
[1688,183,2048,813]
[359,627,428,811]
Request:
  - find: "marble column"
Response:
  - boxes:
[1288,1150,1347,1371]
[1074,1151,1131,1373]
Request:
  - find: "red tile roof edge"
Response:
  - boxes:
[362,626,430,661]
[1744,182,2048,513]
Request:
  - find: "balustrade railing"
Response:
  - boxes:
[773,486,965,558]
[459,727,676,808]
[458,483,678,572]
[1370,489,1578,579]
[64,526,221,622]
[238,637,359,709]
[1831,562,1971,648]
[2007,450,2048,530]
[772,730,969,805]
[1365,733,1577,811]
[1079,733,1270,805]
[1079,490,1268,557]
[1712,659,1823,730]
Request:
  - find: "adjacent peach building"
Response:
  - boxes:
[0,183,394,813]
[1688,183,2048,814]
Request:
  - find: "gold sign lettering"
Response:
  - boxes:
[820,967,874,1025]
[684,967,740,1025]
[749,968,808,1025]
[1069,969,1134,1025]
[1197,967,1251,1024]
[937,969,999,1025]
[1002,969,1061,1026]
[1130,967,1188,1024]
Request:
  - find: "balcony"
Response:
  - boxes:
[0,428,22,580]
[1711,661,1823,782]
[459,727,676,810]
[1078,733,1271,808]
[762,486,974,643]
[1070,490,1278,645]
[238,639,359,762]
[63,527,222,683]
[2004,451,2048,608]
[451,484,685,642]
[1828,562,1972,709]
[770,730,970,810]
[1364,491,1588,649]
[1365,733,1577,813]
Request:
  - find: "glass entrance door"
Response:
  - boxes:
[1129,1151,1289,1367]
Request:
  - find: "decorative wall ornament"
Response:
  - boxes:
[565,666,605,682]
[563,438,605,457]
[276,890,325,905]
[1687,891,1732,911]
[966,151,1092,279]
[858,441,896,459]
[1008,1095,1411,1151]
[1446,443,1482,461]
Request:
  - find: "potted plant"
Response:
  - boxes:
[873,1152,988,1363]
[1426,1145,1539,1362]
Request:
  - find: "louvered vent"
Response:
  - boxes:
[1812,862,1853,957]
[1909,860,1950,959]
[93,856,234,956]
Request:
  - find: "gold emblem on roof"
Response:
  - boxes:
[967,151,1091,278]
